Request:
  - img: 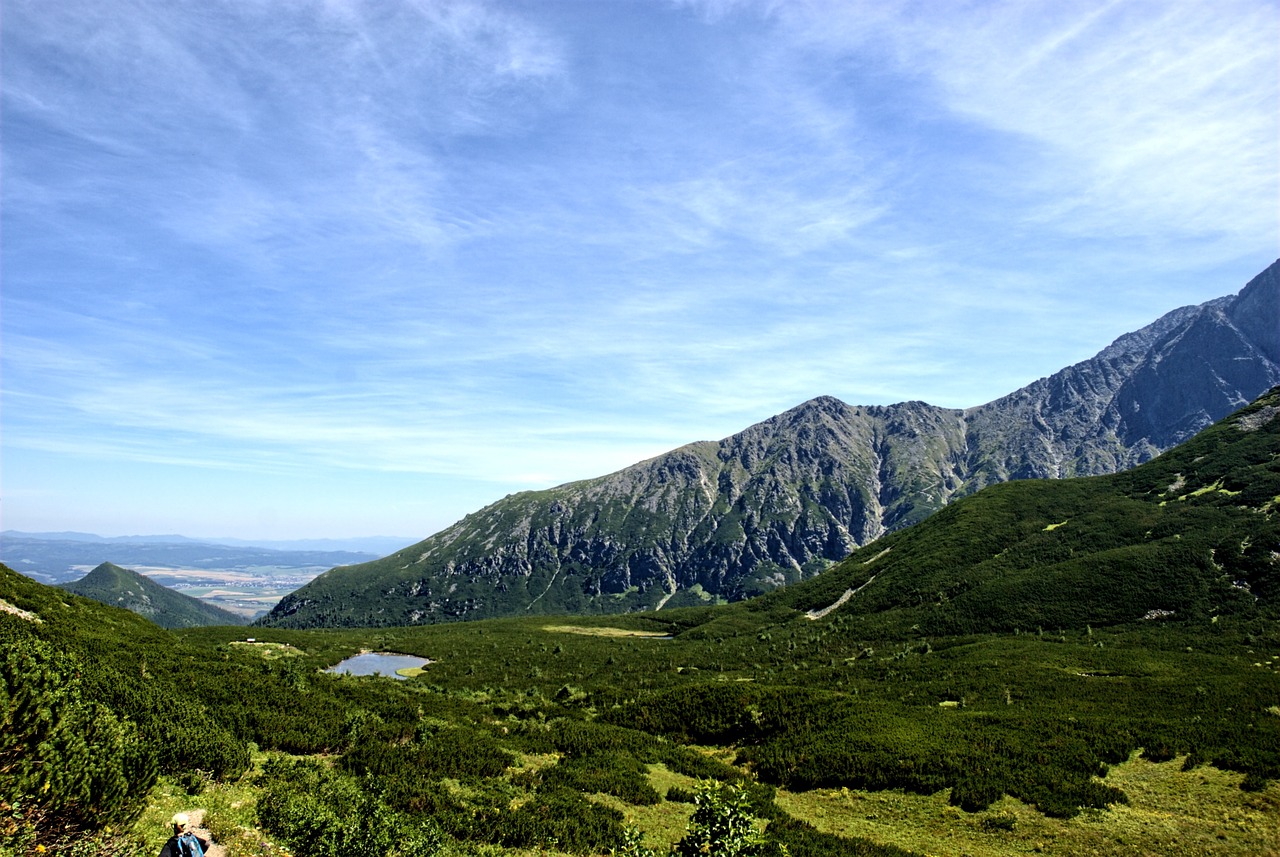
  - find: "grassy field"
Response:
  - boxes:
[543,624,675,638]
[132,750,1277,857]
[774,755,1280,857]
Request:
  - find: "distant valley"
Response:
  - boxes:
[61,561,247,628]
[0,531,406,619]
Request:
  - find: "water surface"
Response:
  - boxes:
[326,652,429,680]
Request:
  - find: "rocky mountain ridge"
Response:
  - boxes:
[263,261,1280,628]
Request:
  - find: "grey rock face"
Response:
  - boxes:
[964,263,1280,489]
[265,261,1280,627]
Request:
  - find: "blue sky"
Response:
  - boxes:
[3,0,1277,543]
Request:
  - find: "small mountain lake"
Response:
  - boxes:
[326,652,429,680]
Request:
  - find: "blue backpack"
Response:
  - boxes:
[176,832,205,857]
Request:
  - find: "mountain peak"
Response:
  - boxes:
[1229,258,1280,364]
[63,562,245,629]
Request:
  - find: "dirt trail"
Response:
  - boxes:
[186,809,227,857]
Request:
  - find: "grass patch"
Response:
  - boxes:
[228,640,305,659]
[589,791,694,853]
[1181,479,1242,500]
[775,755,1280,856]
[647,762,701,800]
[508,752,562,775]
[543,624,674,638]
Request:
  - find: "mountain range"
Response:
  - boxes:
[263,261,1280,628]
[60,561,246,628]
[2,530,411,555]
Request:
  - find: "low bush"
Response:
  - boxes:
[256,757,444,857]
[542,751,662,806]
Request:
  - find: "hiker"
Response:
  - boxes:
[158,812,210,857]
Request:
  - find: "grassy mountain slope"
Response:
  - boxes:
[1,565,251,850]
[61,561,246,628]
[264,263,1280,629]
[1,564,430,854]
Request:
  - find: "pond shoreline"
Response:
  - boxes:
[325,650,431,680]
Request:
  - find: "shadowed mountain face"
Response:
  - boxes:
[964,261,1280,488]
[62,562,245,628]
[263,262,1280,628]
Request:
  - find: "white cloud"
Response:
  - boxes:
[629,169,886,255]
[764,0,1278,248]
[2,0,569,268]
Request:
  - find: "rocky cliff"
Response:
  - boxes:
[262,261,1280,628]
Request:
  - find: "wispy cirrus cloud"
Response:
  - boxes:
[753,0,1278,248]
[3,0,567,265]
[628,168,886,256]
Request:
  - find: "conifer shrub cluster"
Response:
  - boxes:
[541,751,663,805]
[605,646,1279,818]
[0,621,156,852]
[342,719,514,782]
[256,758,444,857]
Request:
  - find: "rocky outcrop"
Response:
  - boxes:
[964,263,1280,488]
[263,261,1280,628]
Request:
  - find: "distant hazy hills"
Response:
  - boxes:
[263,262,1280,628]
[0,531,389,584]
[61,561,245,628]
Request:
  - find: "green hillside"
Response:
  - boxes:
[3,389,1278,856]
[61,561,247,628]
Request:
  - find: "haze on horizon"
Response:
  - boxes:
[2,0,1277,543]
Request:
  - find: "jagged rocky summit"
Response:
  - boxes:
[263,261,1280,628]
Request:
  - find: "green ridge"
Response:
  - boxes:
[61,561,247,628]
